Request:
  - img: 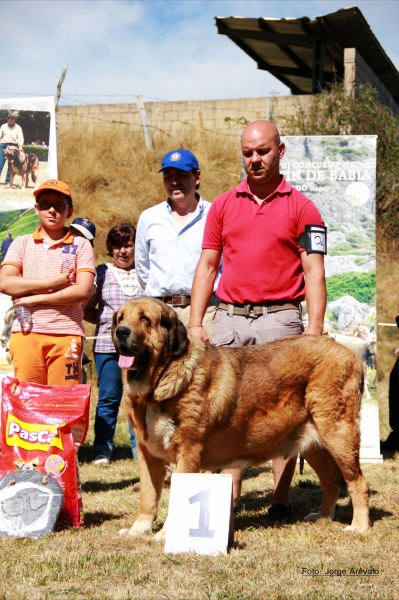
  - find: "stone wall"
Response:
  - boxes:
[57,95,314,138]
[344,48,398,112]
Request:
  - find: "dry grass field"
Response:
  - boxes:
[1,396,398,600]
[58,127,241,264]
[375,238,399,441]
[1,125,394,599]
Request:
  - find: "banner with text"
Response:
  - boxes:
[281,135,379,461]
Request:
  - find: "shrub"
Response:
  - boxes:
[326,271,376,304]
[23,145,48,161]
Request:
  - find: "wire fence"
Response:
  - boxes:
[56,93,280,139]
[0,90,303,140]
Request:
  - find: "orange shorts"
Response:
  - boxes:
[9,332,83,386]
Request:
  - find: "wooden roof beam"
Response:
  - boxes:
[227,36,303,94]
[257,19,313,77]
[216,22,316,48]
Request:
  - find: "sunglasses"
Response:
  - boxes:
[37,200,70,212]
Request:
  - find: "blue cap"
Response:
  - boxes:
[159,149,199,172]
[70,217,96,240]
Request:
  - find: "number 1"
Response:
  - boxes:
[188,489,215,538]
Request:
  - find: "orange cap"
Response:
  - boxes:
[33,179,73,204]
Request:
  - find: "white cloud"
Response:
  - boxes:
[0,0,397,103]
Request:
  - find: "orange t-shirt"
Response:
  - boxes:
[2,227,95,337]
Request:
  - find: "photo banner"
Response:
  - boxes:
[0,97,58,242]
[0,97,57,371]
[281,135,380,461]
[0,96,57,214]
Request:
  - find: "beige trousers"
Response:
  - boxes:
[169,295,219,340]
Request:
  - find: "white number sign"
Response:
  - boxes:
[164,473,233,556]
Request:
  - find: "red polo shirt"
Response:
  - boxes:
[202,176,324,304]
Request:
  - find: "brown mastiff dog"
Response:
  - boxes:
[4,146,39,189]
[112,298,370,541]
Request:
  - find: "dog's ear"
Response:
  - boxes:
[171,319,189,358]
[111,310,120,338]
[161,309,188,359]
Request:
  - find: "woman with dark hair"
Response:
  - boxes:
[84,223,143,464]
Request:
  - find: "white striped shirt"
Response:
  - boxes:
[2,227,95,336]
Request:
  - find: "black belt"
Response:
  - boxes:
[218,300,300,317]
[157,295,191,307]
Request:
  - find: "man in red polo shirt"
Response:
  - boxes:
[189,120,326,518]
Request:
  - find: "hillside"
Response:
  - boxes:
[58,128,241,264]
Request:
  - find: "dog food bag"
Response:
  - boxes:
[0,377,91,528]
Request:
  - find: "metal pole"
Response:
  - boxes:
[136,94,154,151]
[55,65,68,111]
[55,65,68,145]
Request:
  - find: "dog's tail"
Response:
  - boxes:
[29,154,39,184]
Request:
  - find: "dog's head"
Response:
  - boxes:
[4,146,18,160]
[112,298,189,395]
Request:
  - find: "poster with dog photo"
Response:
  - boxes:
[281,135,380,461]
[0,97,57,214]
[0,98,57,372]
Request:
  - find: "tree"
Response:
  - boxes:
[281,84,399,243]
[0,109,50,145]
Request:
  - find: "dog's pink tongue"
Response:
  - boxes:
[118,355,135,369]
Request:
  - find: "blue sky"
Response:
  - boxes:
[2,0,398,104]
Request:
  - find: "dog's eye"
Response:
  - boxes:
[140,316,150,326]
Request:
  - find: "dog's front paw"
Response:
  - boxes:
[119,528,139,537]
[303,512,332,523]
[153,527,167,543]
[119,517,154,537]
[343,524,370,533]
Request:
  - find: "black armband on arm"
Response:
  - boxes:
[298,225,327,255]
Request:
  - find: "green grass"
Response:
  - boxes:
[326,271,376,304]
[328,242,374,257]
[320,139,373,162]
[328,244,368,257]
[0,208,40,238]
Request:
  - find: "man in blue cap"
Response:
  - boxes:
[135,148,218,335]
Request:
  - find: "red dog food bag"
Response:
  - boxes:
[0,377,91,528]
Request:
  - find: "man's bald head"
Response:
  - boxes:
[241,120,281,148]
[241,120,285,190]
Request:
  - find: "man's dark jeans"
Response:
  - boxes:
[0,143,15,185]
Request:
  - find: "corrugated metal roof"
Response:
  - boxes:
[215,7,399,101]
